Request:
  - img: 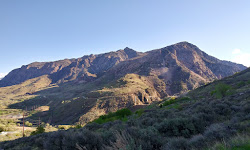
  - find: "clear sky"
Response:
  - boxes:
[0,0,250,78]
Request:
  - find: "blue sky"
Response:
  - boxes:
[0,0,250,78]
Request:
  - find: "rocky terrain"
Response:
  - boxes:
[0,42,247,126]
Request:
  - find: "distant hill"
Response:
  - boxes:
[0,42,247,125]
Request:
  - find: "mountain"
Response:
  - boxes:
[1,57,250,150]
[0,48,141,87]
[0,42,247,125]
[0,42,246,90]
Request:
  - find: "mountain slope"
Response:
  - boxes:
[0,48,141,87]
[0,42,247,125]
[1,61,249,150]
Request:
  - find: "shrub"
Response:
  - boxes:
[237,81,246,87]
[163,137,189,150]
[85,122,102,131]
[25,121,32,127]
[103,131,140,150]
[74,124,82,129]
[44,128,103,150]
[209,134,250,150]
[31,126,45,136]
[0,125,4,132]
[162,98,176,106]
[92,108,132,124]
[156,118,197,138]
[115,108,132,117]
[211,83,233,98]
[203,123,232,141]
[178,96,191,101]
[135,109,144,117]
[188,134,206,149]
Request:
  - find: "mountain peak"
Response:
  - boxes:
[123,47,139,59]
[173,41,197,47]
[123,47,135,51]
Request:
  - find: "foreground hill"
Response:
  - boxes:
[1,62,249,149]
[0,42,247,126]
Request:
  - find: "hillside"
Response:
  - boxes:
[0,42,247,127]
[1,62,249,149]
[0,48,142,87]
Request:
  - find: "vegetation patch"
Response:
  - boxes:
[159,96,191,108]
[31,126,45,136]
[24,121,32,127]
[135,109,144,117]
[211,83,233,98]
[92,108,132,124]
[210,134,250,150]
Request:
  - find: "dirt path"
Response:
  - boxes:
[0,113,23,119]
[16,126,35,131]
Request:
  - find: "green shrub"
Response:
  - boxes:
[135,109,144,117]
[178,96,191,101]
[168,104,183,110]
[74,124,83,129]
[31,126,45,136]
[162,98,176,106]
[237,81,246,87]
[115,108,132,117]
[93,108,132,124]
[211,83,233,98]
[25,121,32,127]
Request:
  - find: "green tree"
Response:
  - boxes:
[31,126,45,135]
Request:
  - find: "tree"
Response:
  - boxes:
[31,126,45,135]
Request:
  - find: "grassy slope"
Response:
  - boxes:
[0,75,52,109]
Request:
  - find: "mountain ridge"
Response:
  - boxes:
[0,42,246,88]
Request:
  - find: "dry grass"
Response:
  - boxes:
[0,75,52,108]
